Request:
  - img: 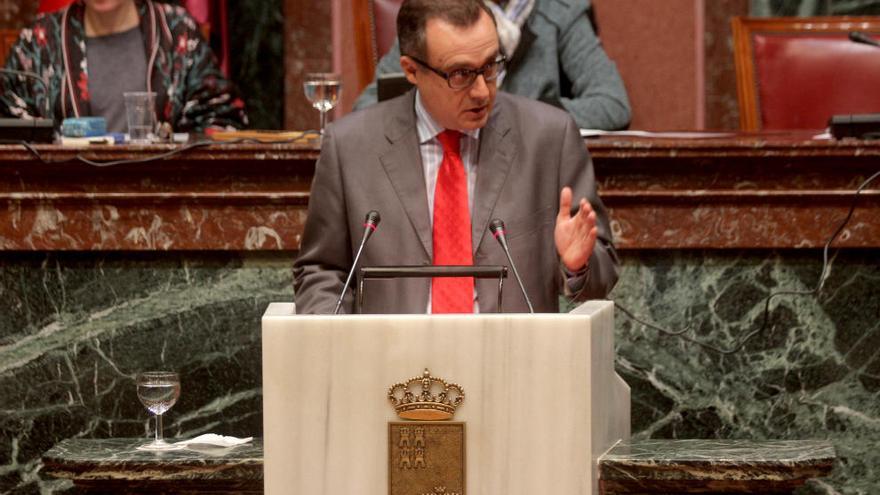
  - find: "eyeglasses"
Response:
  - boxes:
[408,55,507,90]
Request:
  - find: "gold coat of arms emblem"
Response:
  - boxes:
[388,369,465,495]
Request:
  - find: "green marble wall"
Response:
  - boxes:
[0,250,876,493]
[610,250,879,495]
[0,252,292,493]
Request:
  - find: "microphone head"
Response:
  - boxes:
[364,210,381,228]
[489,218,505,235]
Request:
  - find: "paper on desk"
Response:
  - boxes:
[580,129,735,139]
[174,434,253,448]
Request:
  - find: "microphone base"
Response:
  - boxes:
[829,113,880,139]
[0,118,54,143]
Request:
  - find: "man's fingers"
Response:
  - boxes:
[570,198,595,226]
[558,187,573,221]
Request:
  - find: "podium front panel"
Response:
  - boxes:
[262,301,629,494]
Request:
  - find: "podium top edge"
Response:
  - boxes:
[262,301,614,318]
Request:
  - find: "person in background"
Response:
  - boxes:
[354,0,630,130]
[0,0,247,133]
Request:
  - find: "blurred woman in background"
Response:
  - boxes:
[0,0,247,133]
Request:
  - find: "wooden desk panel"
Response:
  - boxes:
[589,133,880,249]
[0,143,316,251]
[1,133,878,251]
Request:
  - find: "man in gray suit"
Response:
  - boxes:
[293,0,618,314]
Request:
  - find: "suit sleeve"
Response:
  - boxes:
[292,124,354,314]
[557,115,619,300]
[555,4,631,130]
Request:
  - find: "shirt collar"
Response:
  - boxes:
[414,90,481,144]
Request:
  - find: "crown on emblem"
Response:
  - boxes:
[388,369,465,420]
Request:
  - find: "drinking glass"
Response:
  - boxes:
[123,92,157,145]
[302,73,342,136]
[136,371,183,451]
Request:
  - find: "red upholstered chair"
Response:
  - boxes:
[732,16,880,131]
[353,0,404,96]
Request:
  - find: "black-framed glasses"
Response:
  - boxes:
[408,55,507,90]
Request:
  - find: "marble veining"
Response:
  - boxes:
[42,438,263,481]
[609,250,880,494]
[0,249,877,493]
[599,439,834,494]
[0,251,291,493]
[600,439,835,481]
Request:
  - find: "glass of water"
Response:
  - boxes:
[123,92,157,145]
[136,371,182,451]
[303,73,341,137]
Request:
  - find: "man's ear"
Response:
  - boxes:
[400,56,419,85]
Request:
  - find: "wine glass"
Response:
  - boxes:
[136,371,183,451]
[303,72,342,137]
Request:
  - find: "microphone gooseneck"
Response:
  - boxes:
[849,31,880,48]
[489,218,534,314]
[333,210,381,315]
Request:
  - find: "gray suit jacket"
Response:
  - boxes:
[293,91,618,314]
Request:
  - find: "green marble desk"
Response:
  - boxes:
[41,438,263,494]
[599,439,836,494]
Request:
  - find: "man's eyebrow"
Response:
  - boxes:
[445,52,501,72]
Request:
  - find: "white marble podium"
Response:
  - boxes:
[261,301,630,494]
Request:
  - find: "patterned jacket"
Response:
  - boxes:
[1,0,247,132]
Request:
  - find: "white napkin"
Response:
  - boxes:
[174,434,253,448]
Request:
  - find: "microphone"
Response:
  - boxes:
[334,210,381,314]
[828,32,880,139]
[0,68,52,118]
[849,31,880,48]
[489,219,534,314]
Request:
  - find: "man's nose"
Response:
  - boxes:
[468,73,491,100]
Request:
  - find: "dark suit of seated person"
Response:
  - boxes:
[0,0,247,133]
[354,0,631,130]
[293,0,619,314]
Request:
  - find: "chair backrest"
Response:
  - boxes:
[732,16,880,131]
[374,0,404,60]
[353,0,404,96]
[1,29,20,68]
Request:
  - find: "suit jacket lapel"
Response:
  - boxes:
[378,91,433,258]
[472,95,515,256]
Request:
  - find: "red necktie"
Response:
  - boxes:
[432,130,474,313]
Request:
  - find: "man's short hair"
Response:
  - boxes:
[397,0,495,60]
